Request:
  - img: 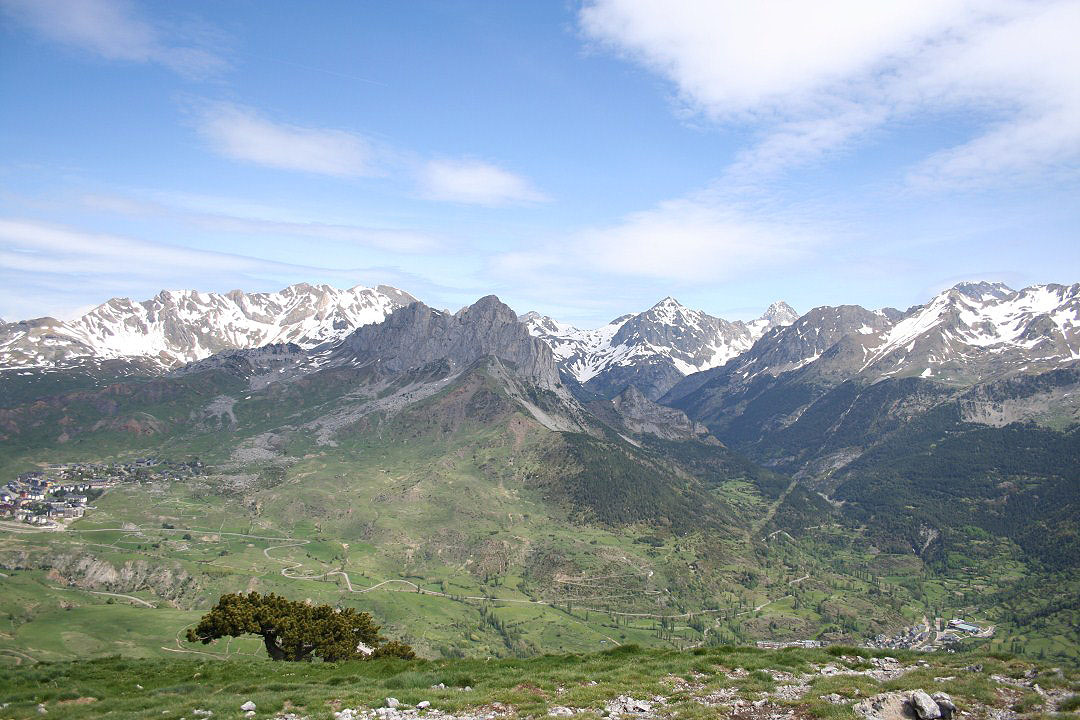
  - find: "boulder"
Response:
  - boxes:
[932,692,957,719]
[242,701,257,712]
[910,690,942,720]
[385,698,400,709]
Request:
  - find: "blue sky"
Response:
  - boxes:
[1,0,1078,327]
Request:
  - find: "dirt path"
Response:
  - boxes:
[0,648,37,665]
[47,585,156,608]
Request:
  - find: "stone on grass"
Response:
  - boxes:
[911,690,942,720]
[242,701,257,711]
[854,691,917,720]
[385,698,401,709]
[417,701,431,709]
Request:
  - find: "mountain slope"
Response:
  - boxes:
[524,298,797,400]
[665,282,1080,425]
[0,283,415,372]
[662,282,1080,584]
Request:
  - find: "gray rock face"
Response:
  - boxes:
[611,386,713,441]
[334,296,560,388]
[661,280,1080,490]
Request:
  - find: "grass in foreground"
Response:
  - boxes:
[2,645,1077,720]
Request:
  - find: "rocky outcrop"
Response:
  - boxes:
[334,296,561,388]
[611,385,714,442]
[854,690,956,720]
[1,551,202,608]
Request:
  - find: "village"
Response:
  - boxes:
[752,617,996,654]
[866,616,996,652]
[0,457,205,529]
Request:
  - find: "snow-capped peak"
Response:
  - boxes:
[859,282,1080,380]
[525,297,798,396]
[0,283,417,371]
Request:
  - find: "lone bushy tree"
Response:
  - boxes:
[185,592,415,662]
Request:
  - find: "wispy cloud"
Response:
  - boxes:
[580,0,1080,189]
[0,217,290,277]
[419,159,550,206]
[80,190,441,253]
[489,193,821,307]
[574,198,817,281]
[193,104,550,206]
[194,103,377,177]
[1,0,225,77]
[0,217,446,320]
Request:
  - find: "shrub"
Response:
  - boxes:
[185,592,414,662]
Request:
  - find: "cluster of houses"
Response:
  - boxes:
[0,457,205,528]
[866,617,989,652]
[867,621,933,651]
[755,640,824,649]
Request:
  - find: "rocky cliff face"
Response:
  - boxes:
[611,385,713,441]
[334,296,561,388]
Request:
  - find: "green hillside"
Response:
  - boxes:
[1,361,1077,668]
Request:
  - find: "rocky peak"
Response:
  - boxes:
[951,280,1015,302]
[762,301,798,326]
[334,296,560,388]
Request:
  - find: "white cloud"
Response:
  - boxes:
[574,198,816,282]
[580,0,1080,188]
[419,159,549,206]
[1,0,224,77]
[195,103,376,177]
[490,196,818,289]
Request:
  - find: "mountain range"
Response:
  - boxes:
[0,283,416,372]
[523,298,798,399]
[0,278,1077,661]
